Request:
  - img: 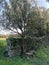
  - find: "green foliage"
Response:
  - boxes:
[3,0,39,37]
[0,39,49,65]
[2,0,49,56]
[7,36,21,46]
[7,36,40,51]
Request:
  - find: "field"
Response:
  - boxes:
[0,38,49,65]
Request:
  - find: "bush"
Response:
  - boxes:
[6,36,22,47]
[25,36,42,51]
[6,36,40,52]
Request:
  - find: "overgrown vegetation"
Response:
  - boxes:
[0,0,49,65]
[0,39,49,65]
[1,0,49,56]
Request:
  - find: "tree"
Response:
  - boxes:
[27,7,47,37]
[2,0,47,56]
[2,0,38,57]
[46,0,49,2]
[41,8,49,35]
[0,0,4,4]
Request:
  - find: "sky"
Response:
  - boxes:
[5,0,49,8]
[37,0,49,8]
[0,0,49,34]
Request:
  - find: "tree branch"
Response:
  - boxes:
[7,27,17,33]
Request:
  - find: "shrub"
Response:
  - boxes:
[6,36,40,52]
[6,36,22,47]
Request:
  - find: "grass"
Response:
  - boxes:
[0,38,49,65]
[0,38,6,47]
[0,38,6,40]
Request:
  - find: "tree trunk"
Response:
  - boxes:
[20,35,24,57]
[20,45,24,57]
